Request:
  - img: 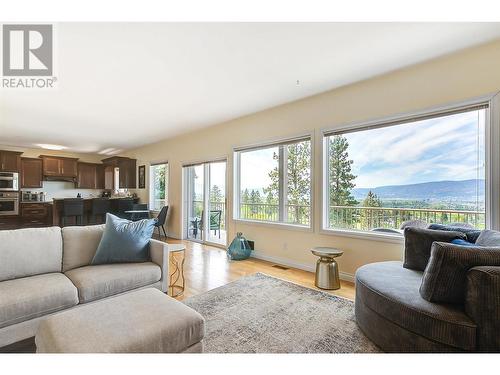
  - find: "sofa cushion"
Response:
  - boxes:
[420,242,500,304]
[64,262,161,303]
[0,227,63,282]
[403,227,466,271]
[91,214,155,265]
[427,224,481,243]
[62,224,105,272]
[0,273,78,329]
[36,288,205,353]
[475,229,500,247]
[355,261,477,351]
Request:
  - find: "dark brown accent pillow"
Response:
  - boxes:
[420,242,500,304]
[403,227,466,271]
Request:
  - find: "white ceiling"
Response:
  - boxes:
[1,22,500,154]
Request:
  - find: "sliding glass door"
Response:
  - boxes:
[183,160,227,246]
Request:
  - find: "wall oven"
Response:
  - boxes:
[0,172,19,191]
[0,192,19,216]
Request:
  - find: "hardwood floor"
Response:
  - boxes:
[162,237,356,301]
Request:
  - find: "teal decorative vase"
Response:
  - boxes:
[227,232,252,260]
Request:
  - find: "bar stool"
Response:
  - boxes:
[116,198,134,219]
[62,198,84,227]
[130,203,149,221]
[91,198,110,224]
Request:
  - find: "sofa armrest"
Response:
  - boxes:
[465,266,500,352]
[150,239,169,293]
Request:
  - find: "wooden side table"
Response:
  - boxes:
[311,247,343,290]
[168,244,186,297]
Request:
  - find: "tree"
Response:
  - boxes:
[210,184,224,203]
[265,141,312,224]
[241,188,250,203]
[153,164,166,200]
[249,189,262,215]
[362,191,382,207]
[328,135,358,206]
[361,190,382,229]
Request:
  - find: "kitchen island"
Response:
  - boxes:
[51,197,139,227]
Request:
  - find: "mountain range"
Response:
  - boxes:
[351,179,485,202]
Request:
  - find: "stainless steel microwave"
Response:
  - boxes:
[0,172,19,191]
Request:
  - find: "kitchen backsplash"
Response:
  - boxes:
[21,181,103,201]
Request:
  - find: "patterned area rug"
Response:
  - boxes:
[183,273,380,353]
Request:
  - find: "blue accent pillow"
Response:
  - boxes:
[91,213,156,265]
[428,224,481,243]
[451,238,477,247]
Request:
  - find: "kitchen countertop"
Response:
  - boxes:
[20,201,53,204]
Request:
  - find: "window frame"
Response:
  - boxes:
[149,162,169,213]
[233,133,315,230]
[320,93,500,241]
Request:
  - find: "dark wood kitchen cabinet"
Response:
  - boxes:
[20,203,51,228]
[118,158,136,189]
[40,155,78,178]
[0,151,22,172]
[0,216,19,230]
[77,162,104,189]
[21,157,43,188]
[102,156,137,189]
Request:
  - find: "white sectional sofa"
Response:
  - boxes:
[0,225,169,348]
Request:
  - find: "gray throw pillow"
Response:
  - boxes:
[475,229,500,247]
[403,227,466,271]
[91,213,156,265]
[419,242,500,304]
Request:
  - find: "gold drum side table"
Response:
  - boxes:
[311,247,343,290]
[168,244,186,297]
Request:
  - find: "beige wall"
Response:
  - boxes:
[123,40,500,279]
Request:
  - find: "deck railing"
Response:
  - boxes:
[328,205,485,231]
[239,202,311,226]
[187,201,484,230]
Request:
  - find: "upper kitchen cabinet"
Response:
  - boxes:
[118,158,136,189]
[102,156,137,189]
[77,162,105,189]
[21,157,43,188]
[0,151,22,172]
[40,155,78,179]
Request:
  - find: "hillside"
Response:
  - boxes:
[351,179,485,202]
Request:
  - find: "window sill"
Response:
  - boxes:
[319,228,404,244]
[233,218,313,233]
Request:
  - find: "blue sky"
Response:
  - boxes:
[238,109,486,192]
[344,109,485,188]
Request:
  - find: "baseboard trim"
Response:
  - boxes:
[250,250,355,283]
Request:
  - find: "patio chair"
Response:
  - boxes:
[198,210,223,239]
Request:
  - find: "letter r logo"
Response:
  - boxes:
[2,24,53,76]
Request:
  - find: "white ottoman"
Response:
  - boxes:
[35,288,205,353]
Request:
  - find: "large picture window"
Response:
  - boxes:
[234,137,312,227]
[149,163,168,211]
[323,106,487,234]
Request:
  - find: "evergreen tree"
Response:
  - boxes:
[328,135,358,206]
[241,188,250,203]
[361,190,382,229]
[265,141,311,224]
[210,185,224,203]
[249,189,262,215]
[362,191,382,207]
